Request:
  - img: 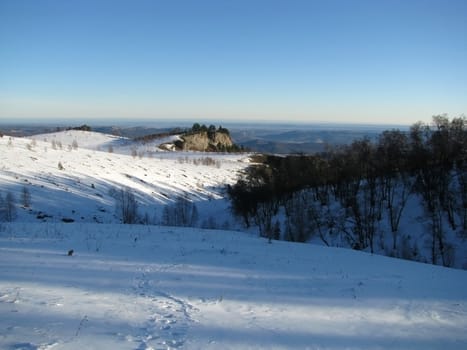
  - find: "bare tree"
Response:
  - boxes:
[0,192,17,222]
[21,186,31,208]
[0,195,4,221]
[377,130,413,250]
[410,116,454,266]
[162,196,199,227]
[110,187,139,224]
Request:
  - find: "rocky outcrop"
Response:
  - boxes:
[179,131,233,152]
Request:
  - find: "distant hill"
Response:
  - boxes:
[230,128,384,154]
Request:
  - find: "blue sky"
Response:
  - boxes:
[1,0,466,124]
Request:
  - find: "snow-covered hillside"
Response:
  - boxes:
[1,130,467,349]
[1,223,466,350]
[1,131,248,226]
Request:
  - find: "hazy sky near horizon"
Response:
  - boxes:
[1,0,466,125]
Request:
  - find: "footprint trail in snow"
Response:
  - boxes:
[129,267,195,350]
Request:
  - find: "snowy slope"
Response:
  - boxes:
[1,132,248,225]
[1,223,466,350]
[30,130,182,156]
[30,130,129,151]
[1,131,467,349]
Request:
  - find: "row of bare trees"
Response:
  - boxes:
[110,187,200,228]
[0,187,31,223]
[228,115,466,266]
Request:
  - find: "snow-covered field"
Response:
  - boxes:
[1,131,248,226]
[1,223,467,350]
[1,130,467,349]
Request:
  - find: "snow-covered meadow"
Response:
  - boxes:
[1,223,467,350]
[1,130,467,349]
[1,131,248,226]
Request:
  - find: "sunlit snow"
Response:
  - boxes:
[1,130,466,349]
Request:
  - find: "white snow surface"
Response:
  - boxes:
[1,223,466,350]
[1,131,248,225]
[1,130,467,349]
[30,130,128,151]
